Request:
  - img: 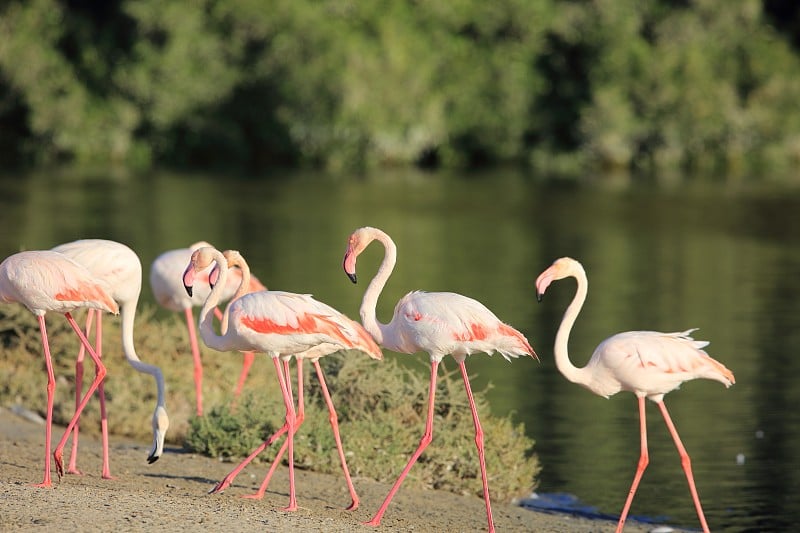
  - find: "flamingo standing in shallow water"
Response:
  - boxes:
[51,239,170,476]
[0,250,118,486]
[535,257,735,533]
[183,246,382,511]
[342,226,536,532]
[150,242,263,415]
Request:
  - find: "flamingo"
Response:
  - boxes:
[534,257,735,533]
[50,239,170,477]
[205,249,381,509]
[182,246,382,511]
[0,250,118,487]
[150,242,264,415]
[342,226,536,532]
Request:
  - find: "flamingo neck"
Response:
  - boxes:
[198,249,237,352]
[119,299,167,409]
[360,229,396,345]
[553,268,591,387]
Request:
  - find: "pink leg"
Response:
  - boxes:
[208,357,293,495]
[53,313,107,479]
[313,359,359,510]
[656,401,710,533]
[67,309,95,475]
[184,307,203,416]
[32,315,56,488]
[458,360,494,532]
[273,358,298,511]
[365,360,440,527]
[243,359,303,501]
[94,314,114,480]
[616,397,649,533]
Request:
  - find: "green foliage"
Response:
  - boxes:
[184,354,540,502]
[1,0,800,176]
[0,302,539,502]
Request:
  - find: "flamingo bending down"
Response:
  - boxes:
[182,246,382,511]
[343,226,536,532]
[51,239,170,476]
[535,257,735,533]
[0,250,118,486]
[150,242,263,415]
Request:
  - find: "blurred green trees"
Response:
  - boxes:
[1,0,799,176]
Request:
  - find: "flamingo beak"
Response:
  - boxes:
[347,272,357,284]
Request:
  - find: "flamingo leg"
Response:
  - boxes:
[53,312,107,479]
[94,314,114,479]
[243,359,304,501]
[656,401,710,533]
[33,315,56,487]
[208,357,293,496]
[273,357,298,511]
[233,351,256,399]
[67,309,95,475]
[313,359,359,510]
[365,360,440,527]
[616,396,649,533]
[457,360,494,533]
[184,307,203,416]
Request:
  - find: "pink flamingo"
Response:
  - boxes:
[535,257,735,533]
[206,249,381,510]
[51,239,170,478]
[183,246,382,511]
[150,242,264,415]
[0,250,118,487]
[343,226,536,532]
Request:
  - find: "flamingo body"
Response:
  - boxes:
[535,256,734,533]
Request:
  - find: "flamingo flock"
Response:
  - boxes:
[0,227,734,533]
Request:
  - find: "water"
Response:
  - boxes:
[1,168,798,531]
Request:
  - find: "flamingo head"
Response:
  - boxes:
[342,227,374,284]
[147,405,170,464]
[183,246,218,297]
[535,257,583,302]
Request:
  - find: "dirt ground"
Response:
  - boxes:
[0,406,659,532]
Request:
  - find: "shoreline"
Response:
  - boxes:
[0,407,660,532]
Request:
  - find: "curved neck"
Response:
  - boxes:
[554,269,590,386]
[360,230,396,344]
[119,300,166,408]
[199,249,237,352]
[221,255,251,334]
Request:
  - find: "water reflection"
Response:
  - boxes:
[0,168,798,530]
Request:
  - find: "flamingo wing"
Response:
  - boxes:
[391,291,534,361]
[593,329,735,397]
[231,291,381,358]
[0,251,118,315]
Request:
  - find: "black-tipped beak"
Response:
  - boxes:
[184,284,193,297]
[536,291,544,303]
[147,453,160,464]
[347,272,357,284]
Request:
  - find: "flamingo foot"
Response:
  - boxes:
[53,451,64,479]
[65,467,84,476]
[281,503,299,512]
[363,518,381,527]
[240,493,265,501]
[31,480,53,489]
[208,479,231,494]
[345,499,359,511]
[101,473,117,481]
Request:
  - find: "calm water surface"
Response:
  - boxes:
[1,168,798,532]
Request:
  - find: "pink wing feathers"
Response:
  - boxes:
[0,251,118,316]
[391,290,535,361]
